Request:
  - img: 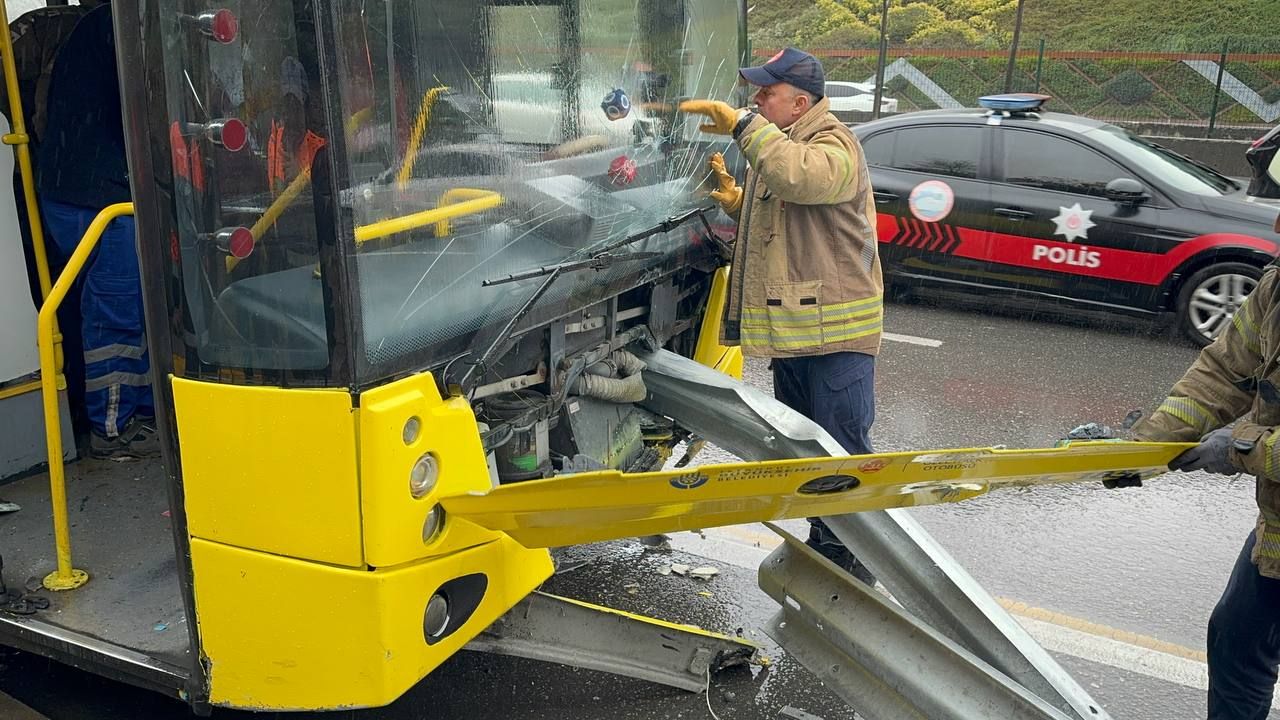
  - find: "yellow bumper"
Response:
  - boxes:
[194,534,551,710]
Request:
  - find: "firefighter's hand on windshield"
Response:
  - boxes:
[1169,427,1237,475]
[679,100,739,135]
[707,152,743,214]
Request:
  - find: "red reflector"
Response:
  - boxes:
[218,118,247,153]
[216,227,255,259]
[1253,135,1269,149]
[228,227,254,259]
[205,9,238,44]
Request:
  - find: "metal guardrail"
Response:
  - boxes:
[759,527,1076,720]
[37,202,135,591]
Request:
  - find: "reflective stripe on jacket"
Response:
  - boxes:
[1133,265,1280,578]
[721,97,883,358]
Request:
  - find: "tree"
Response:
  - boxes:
[886,3,946,44]
[909,20,984,48]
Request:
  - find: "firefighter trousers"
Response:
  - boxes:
[772,352,876,570]
[1208,531,1280,720]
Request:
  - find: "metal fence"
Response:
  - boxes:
[766,39,1280,139]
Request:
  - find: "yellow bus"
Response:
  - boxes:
[0,1,1186,715]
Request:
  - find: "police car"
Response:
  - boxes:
[855,94,1280,345]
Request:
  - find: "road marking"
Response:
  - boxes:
[995,598,1206,663]
[883,332,943,347]
[668,523,1278,706]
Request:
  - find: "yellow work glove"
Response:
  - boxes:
[679,99,739,136]
[707,152,742,214]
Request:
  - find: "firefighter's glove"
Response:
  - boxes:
[680,99,740,136]
[1169,427,1237,476]
[707,152,743,214]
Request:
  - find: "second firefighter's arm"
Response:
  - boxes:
[1133,268,1276,474]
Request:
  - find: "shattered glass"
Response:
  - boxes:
[331,0,741,378]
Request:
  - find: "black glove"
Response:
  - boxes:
[1063,422,1142,488]
[1169,427,1237,475]
[1066,422,1117,440]
[1101,472,1143,490]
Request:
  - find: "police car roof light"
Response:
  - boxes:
[978,93,1050,113]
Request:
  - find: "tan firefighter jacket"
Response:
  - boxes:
[720,97,884,358]
[1133,264,1280,578]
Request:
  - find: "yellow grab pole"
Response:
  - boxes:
[225,169,312,273]
[0,0,53,300]
[433,188,500,236]
[38,202,134,591]
[0,0,67,379]
[354,192,503,244]
[226,109,374,273]
[395,85,448,190]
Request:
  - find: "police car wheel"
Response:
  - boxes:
[1176,261,1262,347]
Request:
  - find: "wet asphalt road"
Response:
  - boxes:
[2,291,1274,719]
[677,290,1275,720]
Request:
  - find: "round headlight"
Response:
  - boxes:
[424,593,450,639]
[402,416,421,445]
[409,453,438,499]
[423,504,446,544]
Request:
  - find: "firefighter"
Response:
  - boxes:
[1132,212,1280,719]
[680,48,882,583]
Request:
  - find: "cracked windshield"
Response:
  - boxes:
[334,0,740,373]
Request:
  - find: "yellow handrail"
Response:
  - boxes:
[433,188,501,236]
[38,202,134,591]
[354,190,503,244]
[0,377,41,402]
[396,85,448,190]
[225,168,312,273]
[0,0,52,299]
[226,109,375,273]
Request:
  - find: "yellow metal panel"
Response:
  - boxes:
[443,441,1193,548]
[693,266,742,379]
[358,372,504,567]
[172,378,363,566]
[716,346,743,379]
[194,535,552,710]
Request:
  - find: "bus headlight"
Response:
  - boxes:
[409,453,438,499]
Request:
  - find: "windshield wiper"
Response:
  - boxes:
[481,205,717,288]
[481,250,663,288]
[1148,141,1239,190]
[455,206,718,394]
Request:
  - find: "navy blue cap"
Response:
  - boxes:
[739,47,825,98]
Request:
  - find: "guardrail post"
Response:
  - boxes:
[871,0,890,119]
[1003,0,1027,93]
[1034,39,1045,92]
[1206,40,1228,138]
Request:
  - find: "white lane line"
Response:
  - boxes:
[883,332,943,347]
[668,524,1266,703]
[1018,616,1279,711]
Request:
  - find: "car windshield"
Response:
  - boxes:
[1085,125,1239,196]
